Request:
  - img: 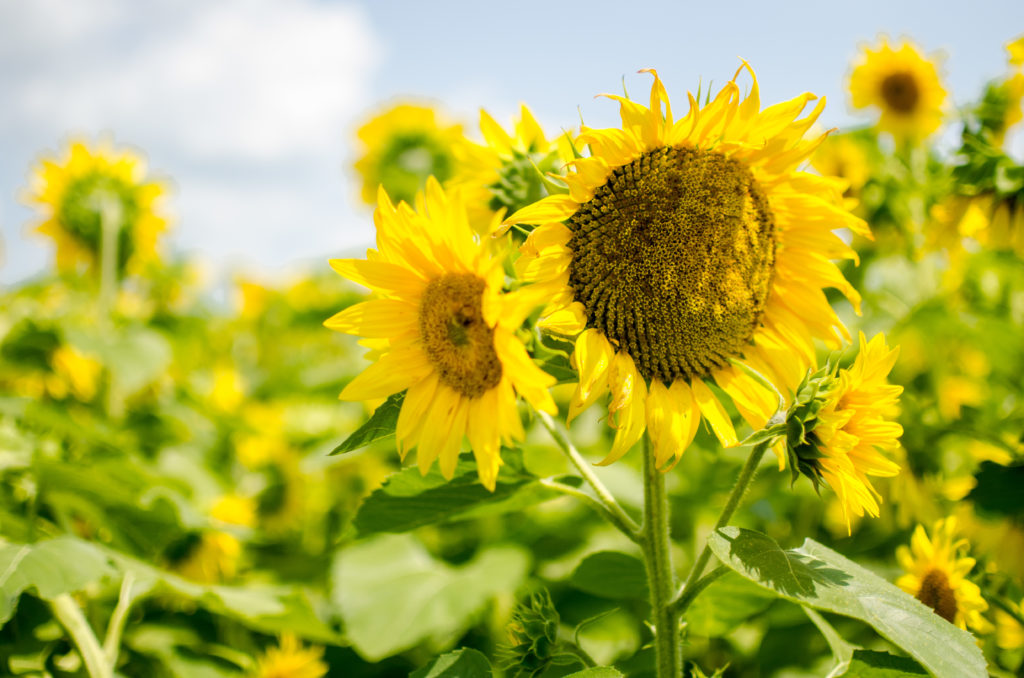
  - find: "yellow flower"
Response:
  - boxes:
[173,532,241,584]
[809,132,870,201]
[25,138,168,274]
[995,600,1024,650]
[506,66,868,469]
[353,103,465,206]
[253,634,327,678]
[811,333,902,530]
[848,37,947,139]
[932,194,1024,257]
[209,364,246,413]
[1008,35,1024,67]
[325,179,556,490]
[211,494,257,528]
[452,105,576,228]
[896,518,992,633]
[50,345,102,402]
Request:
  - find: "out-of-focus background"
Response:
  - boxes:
[2,0,1022,284]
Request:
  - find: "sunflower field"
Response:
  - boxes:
[2,31,1024,678]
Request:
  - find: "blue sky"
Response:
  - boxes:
[1,0,1022,284]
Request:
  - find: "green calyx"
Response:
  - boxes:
[376,132,455,205]
[497,589,561,677]
[487,148,562,217]
[59,172,140,270]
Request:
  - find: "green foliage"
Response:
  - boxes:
[411,648,493,678]
[838,650,929,677]
[331,391,405,454]
[569,551,648,600]
[333,534,529,661]
[707,527,987,678]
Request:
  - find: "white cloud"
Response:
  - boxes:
[0,0,379,281]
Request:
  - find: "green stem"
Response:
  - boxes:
[50,594,112,678]
[640,435,680,678]
[539,478,640,543]
[98,195,121,315]
[672,442,769,611]
[102,573,136,666]
[669,565,729,616]
[536,410,641,540]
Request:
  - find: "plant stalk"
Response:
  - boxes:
[50,593,112,678]
[640,435,680,678]
[536,410,641,540]
[672,441,769,612]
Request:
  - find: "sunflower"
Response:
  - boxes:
[253,634,327,678]
[896,517,992,633]
[25,138,168,274]
[505,66,869,469]
[353,103,465,207]
[848,37,946,140]
[325,179,556,490]
[452,105,576,229]
[803,332,903,531]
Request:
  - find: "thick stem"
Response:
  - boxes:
[536,410,641,540]
[98,195,121,314]
[673,442,769,611]
[50,594,112,678]
[640,436,680,678]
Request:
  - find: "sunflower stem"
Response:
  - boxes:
[535,410,641,539]
[50,593,112,678]
[98,193,121,315]
[539,478,640,543]
[102,573,136,666]
[640,434,680,678]
[672,441,768,611]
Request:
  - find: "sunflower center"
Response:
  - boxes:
[566,146,776,383]
[916,568,958,624]
[419,272,503,397]
[880,72,920,114]
[58,171,139,269]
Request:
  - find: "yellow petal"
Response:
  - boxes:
[690,378,737,448]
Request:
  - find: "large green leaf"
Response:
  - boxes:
[352,457,560,536]
[838,650,928,677]
[707,527,986,678]
[0,537,118,623]
[563,669,625,678]
[411,648,493,678]
[330,391,404,455]
[684,572,777,637]
[334,534,529,661]
[569,551,648,600]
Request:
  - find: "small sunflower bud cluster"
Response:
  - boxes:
[496,589,561,677]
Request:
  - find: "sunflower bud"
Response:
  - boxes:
[497,589,560,677]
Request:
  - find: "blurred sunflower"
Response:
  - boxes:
[25,138,168,275]
[506,65,869,468]
[353,103,465,206]
[896,517,992,633]
[809,132,870,204]
[326,179,556,490]
[848,37,946,139]
[452,105,575,229]
[253,634,327,678]
[792,333,903,531]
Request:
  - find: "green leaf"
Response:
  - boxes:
[334,534,530,661]
[411,648,493,678]
[0,537,118,624]
[684,572,777,637]
[330,391,404,454]
[562,668,625,678]
[352,456,558,536]
[707,528,987,678]
[804,606,857,668]
[569,551,648,600]
[838,650,928,677]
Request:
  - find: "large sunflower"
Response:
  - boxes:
[896,518,992,633]
[848,37,946,139]
[353,103,465,207]
[26,138,168,274]
[326,179,556,489]
[505,66,869,469]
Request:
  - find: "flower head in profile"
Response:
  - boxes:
[452,105,576,229]
[785,333,902,531]
[506,65,868,469]
[25,138,168,275]
[353,103,465,206]
[896,518,992,633]
[848,37,946,139]
[253,633,327,678]
[326,179,555,490]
